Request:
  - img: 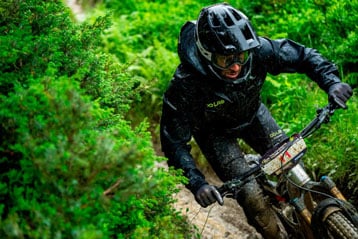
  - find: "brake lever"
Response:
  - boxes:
[330,96,347,109]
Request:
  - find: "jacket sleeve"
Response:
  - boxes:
[160,71,207,194]
[258,37,341,92]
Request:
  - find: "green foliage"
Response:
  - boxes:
[92,0,211,127]
[0,0,189,238]
[238,0,358,87]
[303,94,358,202]
[1,76,122,238]
[0,0,134,115]
[105,169,192,239]
[2,0,355,238]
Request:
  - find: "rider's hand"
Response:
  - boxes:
[328,83,353,109]
[195,184,224,208]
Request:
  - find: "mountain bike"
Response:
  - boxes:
[217,103,358,239]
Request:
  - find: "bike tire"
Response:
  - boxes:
[325,210,358,239]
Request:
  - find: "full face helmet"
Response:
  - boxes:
[195,3,260,83]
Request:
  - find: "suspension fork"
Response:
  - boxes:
[286,164,314,224]
[320,176,347,201]
[286,165,348,225]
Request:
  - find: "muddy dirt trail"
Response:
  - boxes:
[171,163,263,239]
[173,187,263,239]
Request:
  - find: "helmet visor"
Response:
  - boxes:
[212,51,251,70]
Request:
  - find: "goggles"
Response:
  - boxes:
[212,51,251,70]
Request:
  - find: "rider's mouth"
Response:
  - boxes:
[224,71,239,79]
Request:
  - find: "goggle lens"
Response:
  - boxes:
[212,51,251,69]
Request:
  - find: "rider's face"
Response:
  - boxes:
[220,63,242,79]
[212,52,249,80]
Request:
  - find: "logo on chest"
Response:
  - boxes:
[206,99,225,108]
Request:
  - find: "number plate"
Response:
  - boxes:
[261,136,307,175]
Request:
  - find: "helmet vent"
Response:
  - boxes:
[230,9,242,22]
[242,24,254,42]
[211,13,220,27]
[223,14,234,26]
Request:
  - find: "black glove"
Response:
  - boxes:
[195,184,224,208]
[328,83,353,109]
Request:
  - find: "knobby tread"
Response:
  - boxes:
[325,211,358,239]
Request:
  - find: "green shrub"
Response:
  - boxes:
[0,0,190,238]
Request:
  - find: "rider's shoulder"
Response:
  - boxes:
[174,64,193,79]
[254,37,276,55]
[165,65,203,99]
[173,64,203,85]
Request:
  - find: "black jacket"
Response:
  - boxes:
[160,21,341,193]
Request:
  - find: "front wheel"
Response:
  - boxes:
[311,197,358,239]
[325,210,358,239]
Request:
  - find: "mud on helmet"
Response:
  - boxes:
[195,3,260,83]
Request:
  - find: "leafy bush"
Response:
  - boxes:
[0,0,190,238]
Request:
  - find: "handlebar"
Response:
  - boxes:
[218,103,337,197]
[300,103,336,138]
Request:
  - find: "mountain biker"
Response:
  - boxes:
[160,3,353,239]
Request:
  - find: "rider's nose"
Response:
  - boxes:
[229,63,241,71]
